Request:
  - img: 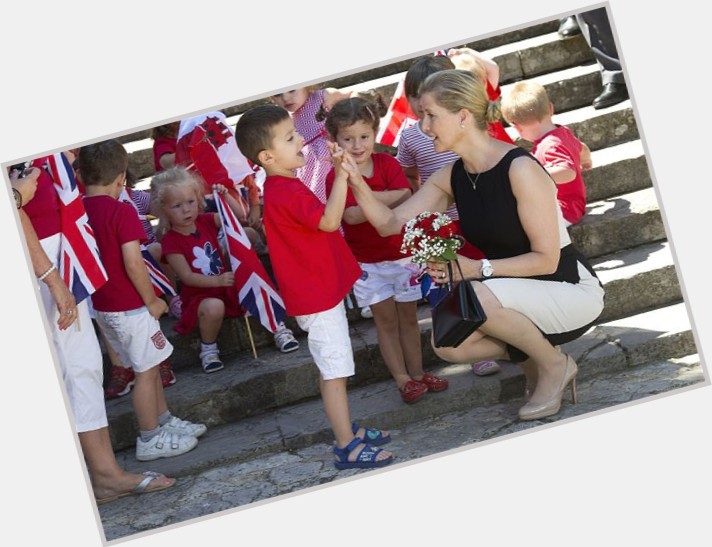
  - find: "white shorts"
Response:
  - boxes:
[39,234,107,433]
[352,257,422,308]
[95,307,173,374]
[295,301,355,380]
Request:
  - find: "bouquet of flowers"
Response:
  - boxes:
[401,211,463,264]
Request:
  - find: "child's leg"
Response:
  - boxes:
[395,300,424,379]
[198,297,225,344]
[321,376,392,464]
[132,365,161,432]
[370,297,411,388]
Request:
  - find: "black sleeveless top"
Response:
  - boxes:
[451,147,595,284]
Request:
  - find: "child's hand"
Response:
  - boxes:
[213,184,229,195]
[341,151,363,187]
[217,272,235,287]
[147,297,169,320]
[327,141,345,168]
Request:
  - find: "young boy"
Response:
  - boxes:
[500,80,593,226]
[234,105,394,470]
[77,140,206,462]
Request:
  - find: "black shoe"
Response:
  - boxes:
[558,16,581,39]
[592,83,629,109]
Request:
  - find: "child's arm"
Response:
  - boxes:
[448,47,500,87]
[165,252,235,289]
[322,87,355,111]
[402,166,421,193]
[122,240,169,320]
[319,143,351,232]
[343,188,412,225]
[211,184,248,227]
[545,165,576,185]
[580,142,593,171]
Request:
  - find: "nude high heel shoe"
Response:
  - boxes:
[518,354,578,421]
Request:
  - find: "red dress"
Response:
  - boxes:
[160,214,240,334]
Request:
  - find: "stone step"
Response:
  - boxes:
[592,240,682,322]
[569,186,666,259]
[109,301,696,476]
[584,139,650,203]
[137,183,672,375]
[106,243,690,452]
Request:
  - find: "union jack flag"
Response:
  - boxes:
[213,189,285,333]
[43,153,108,304]
[119,187,176,297]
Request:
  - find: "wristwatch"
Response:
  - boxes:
[480,259,494,278]
[12,187,22,210]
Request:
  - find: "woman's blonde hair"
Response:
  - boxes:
[149,167,205,238]
[419,69,502,131]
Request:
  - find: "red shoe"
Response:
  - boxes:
[399,380,428,404]
[104,365,136,400]
[159,359,176,388]
[417,372,449,392]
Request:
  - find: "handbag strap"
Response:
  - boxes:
[446,258,468,291]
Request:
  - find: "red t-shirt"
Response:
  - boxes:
[153,136,177,172]
[83,195,147,312]
[263,174,361,316]
[325,153,411,263]
[23,160,62,240]
[531,125,586,224]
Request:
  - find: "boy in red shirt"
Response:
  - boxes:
[501,80,592,226]
[235,105,394,469]
[78,140,206,462]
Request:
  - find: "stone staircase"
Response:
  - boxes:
[105,17,696,465]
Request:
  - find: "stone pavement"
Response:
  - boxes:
[98,353,704,543]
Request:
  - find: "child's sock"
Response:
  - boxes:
[158,410,173,426]
[200,341,218,354]
[140,427,161,443]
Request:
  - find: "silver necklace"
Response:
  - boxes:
[464,168,481,190]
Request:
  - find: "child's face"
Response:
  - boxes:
[407,95,424,120]
[163,184,200,230]
[264,117,305,175]
[335,120,375,167]
[271,89,310,113]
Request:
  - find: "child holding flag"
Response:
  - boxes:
[78,141,206,462]
[235,104,394,470]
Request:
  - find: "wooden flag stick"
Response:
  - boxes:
[244,315,258,359]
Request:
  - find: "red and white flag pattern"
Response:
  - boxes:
[376,78,418,148]
[43,153,108,304]
[376,49,450,148]
[213,189,285,334]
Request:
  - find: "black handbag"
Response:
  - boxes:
[431,259,487,348]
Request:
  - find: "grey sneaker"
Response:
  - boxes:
[199,349,224,373]
[161,416,207,438]
[136,429,198,461]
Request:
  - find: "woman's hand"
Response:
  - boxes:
[426,259,451,284]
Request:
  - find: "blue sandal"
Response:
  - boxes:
[351,422,391,446]
[334,437,394,470]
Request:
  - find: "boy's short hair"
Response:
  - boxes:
[404,55,455,98]
[235,105,290,166]
[500,81,552,125]
[76,139,128,187]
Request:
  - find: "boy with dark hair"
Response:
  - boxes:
[235,105,394,469]
[78,140,206,462]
